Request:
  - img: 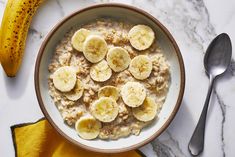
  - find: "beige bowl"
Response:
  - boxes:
[34,3,185,153]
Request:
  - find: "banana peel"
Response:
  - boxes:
[0,0,44,77]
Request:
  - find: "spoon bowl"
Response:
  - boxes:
[204,33,232,77]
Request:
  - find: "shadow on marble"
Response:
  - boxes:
[149,99,195,157]
[216,59,235,82]
[3,68,29,99]
[2,48,34,99]
[168,99,195,134]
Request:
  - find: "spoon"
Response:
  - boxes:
[188,33,232,156]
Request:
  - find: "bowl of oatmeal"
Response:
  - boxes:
[35,3,185,153]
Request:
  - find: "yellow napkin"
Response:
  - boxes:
[11,118,145,157]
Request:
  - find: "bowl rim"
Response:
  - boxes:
[34,3,185,153]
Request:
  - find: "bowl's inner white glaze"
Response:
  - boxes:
[38,6,182,151]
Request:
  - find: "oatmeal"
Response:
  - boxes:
[48,19,170,140]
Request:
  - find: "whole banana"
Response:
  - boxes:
[0,0,44,77]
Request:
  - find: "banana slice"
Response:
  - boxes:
[83,35,108,63]
[52,66,77,92]
[64,79,84,101]
[132,97,158,122]
[121,82,146,107]
[128,25,155,50]
[90,60,112,82]
[91,97,119,123]
[98,85,119,101]
[106,47,131,72]
[129,55,152,80]
[71,28,90,52]
[75,116,101,140]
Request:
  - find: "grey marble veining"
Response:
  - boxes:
[229,60,235,76]
[215,91,226,157]
[29,28,44,39]
[54,0,65,17]
[151,131,187,157]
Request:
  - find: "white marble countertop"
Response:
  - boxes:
[0,0,235,156]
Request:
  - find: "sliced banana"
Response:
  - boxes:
[64,79,84,101]
[128,25,155,50]
[83,35,108,63]
[129,55,152,80]
[75,116,101,140]
[71,28,90,52]
[91,97,119,123]
[52,66,77,92]
[132,97,158,122]
[121,82,146,107]
[106,47,131,72]
[90,60,112,82]
[98,85,119,101]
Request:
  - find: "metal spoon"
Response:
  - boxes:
[188,33,232,156]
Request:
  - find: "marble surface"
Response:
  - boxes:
[0,0,235,156]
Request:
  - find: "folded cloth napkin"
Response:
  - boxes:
[11,118,145,157]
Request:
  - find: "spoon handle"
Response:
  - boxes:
[188,76,215,156]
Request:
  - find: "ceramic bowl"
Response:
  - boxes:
[35,3,185,153]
